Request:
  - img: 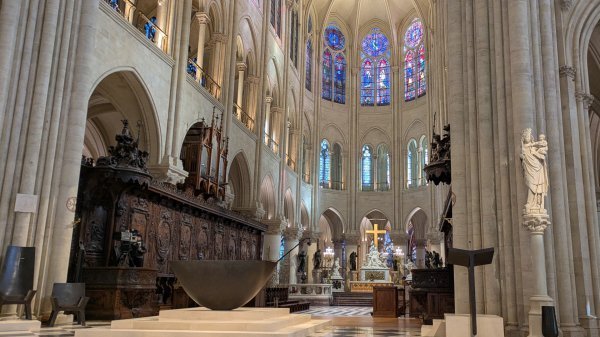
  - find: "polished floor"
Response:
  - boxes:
[4,306,422,337]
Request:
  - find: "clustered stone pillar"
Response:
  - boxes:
[155,0,169,50]
[264,96,273,145]
[235,62,246,117]
[195,12,210,72]
[262,220,284,286]
[282,226,302,285]
[415,239,427,269]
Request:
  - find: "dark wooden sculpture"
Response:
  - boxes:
[70,120,264,319]
[180,108,229,201]
[0,246,36,320]
[424,124,451,185]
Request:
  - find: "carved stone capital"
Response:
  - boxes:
[148,161,189,185]
[272,107,284,115]
[523,214,551,234]
[389,231,409,244]
[246,75,259,84]
[236,62,247,72]
[264,96,273,104]
[559,65,576,80]
[263,218,286,235]
[560,0,574,11]
[301,229,321,242]
[195,12,210,25]
[576,92,595,109]
[212,33,228,44]
[342,232,361,245]
[283,226,303,242]
[426,231,444,244]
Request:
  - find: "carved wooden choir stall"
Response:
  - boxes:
[69,119,264,320]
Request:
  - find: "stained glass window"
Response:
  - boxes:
[307,15,313,34]
[320,140,331,187]
[361,29,390,106]
[362,145,373,191]
[404,19,426,101]
[418,44,426,98]
[361,59,374,106]
[290,10,299,67]
[305,40,312,91]
[419,136,428,186]
[377,58,390,105]
[324,25,345,50]
[332,143,343,190]
[334,54,346,104]
[322,50,333,101]
[270,0,282,38]
[404,51,416,101]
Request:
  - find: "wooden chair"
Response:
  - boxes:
[48,283,89,327]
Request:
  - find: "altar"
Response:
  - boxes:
[350,237,393,293]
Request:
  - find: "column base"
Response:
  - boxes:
[527,295,553,337]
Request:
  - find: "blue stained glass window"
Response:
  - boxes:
[404,19,423,49]
[362,29,389,57]
[361,29,390,106]
[361,59,374,106]
[362,145,373,191]
[417,44,426,97]
[320,140,331,185]
[334,54,346,104]
[322,50,333,101]
[377,58,390,106]
[404,51,416,101]
[324,25,345,51]
[407,139,418,188]
[404,19,426,101]
[307,15,313,34]
[305,40,312,91]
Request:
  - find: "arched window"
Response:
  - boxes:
[407,139,418,188]
[360,28,390,106]
[331,143,343,190]
[322,50,333,101]
[270,0,282,38]
[319,139,331,187]
[376,144,390,191]
[305,40,312,91]
[361,145,374,191]
[322,25,346,104]
[404,19,426,101]
[334,54,346,104]
[419,136,428,186]
[290,8,299,67]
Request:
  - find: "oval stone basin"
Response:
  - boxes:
[170,260,277,310]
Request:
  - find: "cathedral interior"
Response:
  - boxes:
[1,0,600,336]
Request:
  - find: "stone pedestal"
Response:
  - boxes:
[330,274,344,293]
[0,319,41,334]
[74,307,330,337]
[360,268,391,282]
[420,314,504,337]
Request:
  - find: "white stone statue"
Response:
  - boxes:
[520,128,549,215]
[331,257,342,278]
[363,242,388,269]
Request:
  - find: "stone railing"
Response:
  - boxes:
[288,283,333,300]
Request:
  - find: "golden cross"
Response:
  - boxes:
[365,223,387,249]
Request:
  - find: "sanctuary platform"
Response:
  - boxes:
[74,307,330,337]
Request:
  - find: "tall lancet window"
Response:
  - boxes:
[404,19,426,101]
[360,28,390,106]
[305,40,312,91]
[306,15,313,91]
[319,139,331,187]
[331,143,343,190]
[377,144,391,191]
[361,145,374,191]
[322,24,346,104]
[419,136,428,186]
[270,0,282,38]
[407,139,418,188]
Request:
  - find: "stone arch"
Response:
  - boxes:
[86,69,161,165]
[228,151,252,209]
[319,208,345,242]
[300,202,310,229]
[259,174,276,220]
[283,189,295,227]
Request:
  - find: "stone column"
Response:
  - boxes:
[235,63,247,118]
[264,96,273,145]
[195,12,210,71]
[343,233,361,281]
[523,215,553,337]
[124,0,136,23]
[302,230,320,283]
[283,226,302,285]
[155,0,169,50]
[272,107,284,152]
[262,219,285,285]
[415,239,427,269]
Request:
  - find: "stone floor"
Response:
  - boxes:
[3,306,422,337]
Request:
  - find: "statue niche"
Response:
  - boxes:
[179,108,229,202]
